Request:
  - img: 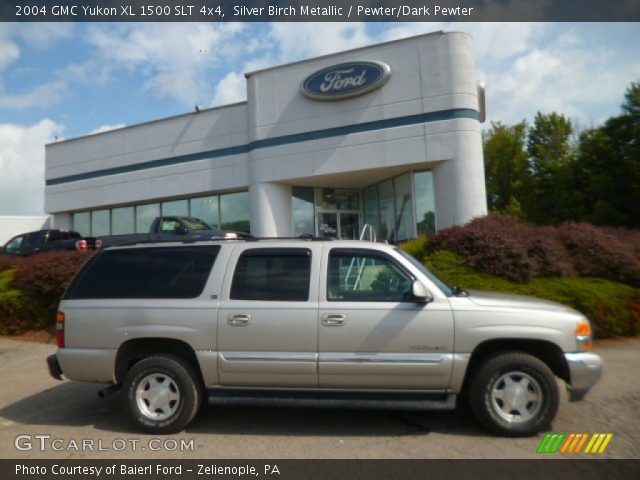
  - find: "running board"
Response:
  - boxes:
[207,389,457,411]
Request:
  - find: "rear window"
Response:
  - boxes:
[66,246,219,299]
[230,248,311,301]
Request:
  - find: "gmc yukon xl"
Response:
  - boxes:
[47,238,602,436]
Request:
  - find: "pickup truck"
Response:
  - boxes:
[0,229,94,256]
[47,238,602,436]
[90,216,251,249]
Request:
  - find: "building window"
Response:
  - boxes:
[363,185,379,233]
[292,187,315,237]
[220,191,250,232]
[315,188,359,211]
[394,173,415,241]
[378,179,395,242]
[111,206,135,235]
[162,199,189,217]
[91,209,110,237]
[72,212,90,237]
[414,170,436,235]
[190,196,219,229]
[136,203,160,233]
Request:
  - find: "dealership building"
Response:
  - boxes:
[44,31,487,242]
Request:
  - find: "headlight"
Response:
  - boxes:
[575,319,593,349]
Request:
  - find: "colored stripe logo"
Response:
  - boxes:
[537,433,613,454]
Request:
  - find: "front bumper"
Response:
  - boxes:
[565,352,603,401]
[46,354,63,380]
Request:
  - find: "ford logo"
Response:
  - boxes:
[301,61,391,101]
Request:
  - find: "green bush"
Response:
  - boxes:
[419,250,640,338]
[0,270,49,335]
[399,236,430,260]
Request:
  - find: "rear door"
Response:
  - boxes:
[217,243,321,387]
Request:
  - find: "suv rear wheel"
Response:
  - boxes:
[123,354,203,434]
[469,351,559,437]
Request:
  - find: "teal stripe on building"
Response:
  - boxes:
[46,108,479,186]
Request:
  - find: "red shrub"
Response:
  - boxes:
[11,251,93,311]
[0,255,19,272]
[556,223,640,287]
[429,215,640,285]
[430,216,533,282]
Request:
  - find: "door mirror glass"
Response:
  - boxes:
[178,224,189,234]
[412,280,433,303]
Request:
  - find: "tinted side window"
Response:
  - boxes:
[27,231,47,245]
[48,230,62,241]
[328,249,414,302]
[4,235,25,252]
[67,246,219,299]
[230,248,311,301]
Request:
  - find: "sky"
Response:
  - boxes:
[0,22,639,215]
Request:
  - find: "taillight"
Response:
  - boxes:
[75,239,88,251]
[56,311,65,348]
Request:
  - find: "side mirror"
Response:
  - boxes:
[412,280,433,303]
[178,225,189,234]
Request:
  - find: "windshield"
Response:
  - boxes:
[394,247,454,296]
[181,218,213,231]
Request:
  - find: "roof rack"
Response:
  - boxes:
[102,235,335,249]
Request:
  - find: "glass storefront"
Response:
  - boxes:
[292,187,315,237]
[135,203,160,234]
[161,199,189,217]
[190,196,219,229]
[73,191,250,237]
[361,170,436,242]
[414,170,436,236]
[111,206,135,235]
[90,209,110,237]
[69,172,435,240]
[393,173,415,241]
[220,192,250,232]
[72,212,90,237]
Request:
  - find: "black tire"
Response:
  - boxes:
[123,354,203,434]
[469,351,559,437]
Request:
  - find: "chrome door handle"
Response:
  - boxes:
[322,314,346,326]
[227,314,251,326]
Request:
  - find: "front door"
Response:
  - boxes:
[217,244,321,387]
[317,212,361,239]
[318,247,454,390]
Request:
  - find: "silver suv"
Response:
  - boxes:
[46,239,602,436]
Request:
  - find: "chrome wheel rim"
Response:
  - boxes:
[135,373,181,421]
[490,371,542,423]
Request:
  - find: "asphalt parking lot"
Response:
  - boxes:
[0,337,638,459]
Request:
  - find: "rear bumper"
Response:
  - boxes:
[46,354,63,380]
[565,352,603,401]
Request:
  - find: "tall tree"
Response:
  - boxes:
[483,121,529,217]
[525,112,576,223]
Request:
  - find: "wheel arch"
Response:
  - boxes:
[114,337,204,386]
[461,338,570,393]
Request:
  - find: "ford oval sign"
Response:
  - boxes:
[301,61,391,101]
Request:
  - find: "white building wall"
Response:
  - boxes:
[44,31,487,235]
[45,102,250,214]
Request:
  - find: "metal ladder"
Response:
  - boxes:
[344,224,378,290]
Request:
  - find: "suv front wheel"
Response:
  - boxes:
[469,352,559,437]
[123,354,203,434]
